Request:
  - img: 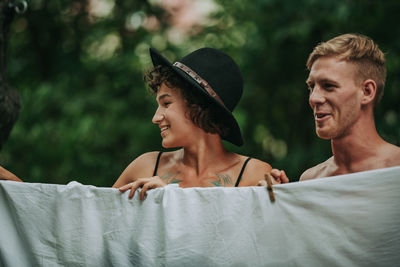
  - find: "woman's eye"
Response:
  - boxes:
[163,102,171,107]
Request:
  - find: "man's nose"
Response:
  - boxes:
[309,86,326,107]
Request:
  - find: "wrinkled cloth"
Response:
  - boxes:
[1,167,399,267]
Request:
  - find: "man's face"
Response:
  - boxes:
[306,56,363,140]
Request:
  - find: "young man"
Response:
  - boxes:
[271,33,400,182]
[300,33,400,180]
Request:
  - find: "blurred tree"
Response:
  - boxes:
[0,0,21,150]
[204,0,400,180]
[2,0,163,185]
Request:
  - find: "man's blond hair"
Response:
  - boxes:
[307,33,386,107]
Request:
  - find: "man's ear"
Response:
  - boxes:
[361,79,377,105]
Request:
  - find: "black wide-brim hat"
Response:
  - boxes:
[149,47,244,146]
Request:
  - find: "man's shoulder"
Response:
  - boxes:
[384,143,400,166]
[299,157,334,181]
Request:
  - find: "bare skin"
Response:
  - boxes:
[1,83,288,191]
[270,56,400,182]
[0,165,22,182]
[114,149,274,200]
[299,56,400,181]
[114,83,287,200]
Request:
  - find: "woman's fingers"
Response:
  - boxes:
[118,178,149,198]
[128,184,139,199]
[140,178,166,200]
[119,176,166,200]
[118,183,132,192]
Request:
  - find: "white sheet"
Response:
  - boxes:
[1,166,399,267]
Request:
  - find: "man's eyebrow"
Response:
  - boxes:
[319,78,338,84]
[306,78,337,85]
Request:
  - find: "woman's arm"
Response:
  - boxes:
[0,165,23,182]
[113,152,170,200]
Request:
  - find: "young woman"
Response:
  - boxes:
[113,47,287,200]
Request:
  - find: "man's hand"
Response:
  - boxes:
[270,169,289,184]
[258,169,289,186]
[118,176,167,200]
[0,166,23,182]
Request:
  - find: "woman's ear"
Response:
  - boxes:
[361,79,377,105]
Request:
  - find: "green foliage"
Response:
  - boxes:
[1,0,399,185]
[208,0,400,179]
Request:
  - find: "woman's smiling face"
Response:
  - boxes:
[152,83,200,148]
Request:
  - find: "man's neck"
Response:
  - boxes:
[330,121,384,173]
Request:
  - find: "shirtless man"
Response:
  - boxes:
[271,33,400,182]
[292,33,400,181]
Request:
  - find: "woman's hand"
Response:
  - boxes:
[0,166,23,182]
[118,176,167,200]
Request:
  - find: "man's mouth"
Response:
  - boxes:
[315,112,331,121]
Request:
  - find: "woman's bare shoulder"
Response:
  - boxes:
[237,156,272,186]
[247,157,272,172]
[112,151,160,188]
[134,151,161,164]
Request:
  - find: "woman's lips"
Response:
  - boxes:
[160,126,169,137]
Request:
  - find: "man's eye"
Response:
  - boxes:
[163,102,171,107]
[324,84,336,90]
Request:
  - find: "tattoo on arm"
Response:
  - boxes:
[160,171,182,184]
[211,173,233,187]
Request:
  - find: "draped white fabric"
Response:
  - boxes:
[1,166,399,267]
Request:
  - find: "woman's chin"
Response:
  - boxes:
[161,140,175,149]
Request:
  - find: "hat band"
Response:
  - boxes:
[173,62,227,109]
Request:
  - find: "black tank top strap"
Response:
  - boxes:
[152,151,163,176]
[234,157,252,187]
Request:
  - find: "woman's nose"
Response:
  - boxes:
[152,108,164,124]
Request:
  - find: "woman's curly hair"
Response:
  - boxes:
[144,65,229,137]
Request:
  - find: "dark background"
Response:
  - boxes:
[1,0,399,185]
